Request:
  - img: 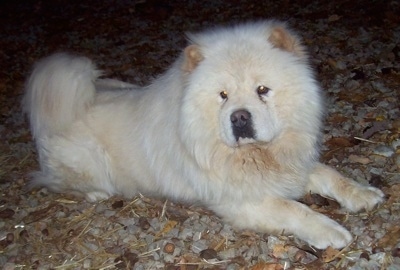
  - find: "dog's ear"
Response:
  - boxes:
[182,44,204,72]
[268,26,305,57]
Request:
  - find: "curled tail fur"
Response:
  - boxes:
[23,53,100,138]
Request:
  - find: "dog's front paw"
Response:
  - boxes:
[308,164,385,213]
[301,215,353,249]
[340,182,384,212]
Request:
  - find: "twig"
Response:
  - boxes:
[353,136,378,144]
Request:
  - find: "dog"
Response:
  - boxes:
[24,20,384,249]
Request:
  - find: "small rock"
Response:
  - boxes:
[336,60,347,70]
[244,245,259,259]
[27,198,39,208]
[178,227,193,239]
[193,231,202,241]
[348,154,371,164]
[3,262,15,270]
[83,258,91,269]
[119,218,136,227]
[163,254,175,263]
[87,242,99,251]
[226,263,241,270]
[94,204,107,213]
[371,81,391,93]
[219,224,234,238]
[395,154,400,168]
[373,145,394,157]
[143,234,154,245]
[370,252,387,264]
[219,248,236,260]
[104,210,116,218]
[370,167,383,175]
[165,227,179,238]
[90,228,101,235]
[345,79,360,90]
[260,240,270,254]
[191,240,207,253]
[392,139,400,150]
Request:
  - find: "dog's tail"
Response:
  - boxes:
[23,53,100,138]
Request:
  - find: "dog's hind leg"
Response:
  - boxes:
[32,128,116,202]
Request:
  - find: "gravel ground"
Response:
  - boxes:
[0,0,400,269]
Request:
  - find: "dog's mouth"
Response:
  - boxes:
[230,109,256,142]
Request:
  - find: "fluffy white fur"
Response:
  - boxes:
[24,21,384,249]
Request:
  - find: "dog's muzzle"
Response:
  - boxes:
[230,109,255,141]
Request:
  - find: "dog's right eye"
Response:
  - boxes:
[257,85,270,96]
[220,91,228,99]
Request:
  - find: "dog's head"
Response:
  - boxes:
[179,21,322,159]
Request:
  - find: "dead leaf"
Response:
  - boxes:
[322,246,340,262]
[325,137,355,148]
[301,193,330,207]
[155,220,178,238]
[383,184,400,205]
[199,248,218,260]
[24,203,62,224]
[329,114,348,124]
[0,208,15,219]
[377,225,400,249]
[337,92,366,103]
[328,14,341,22]
[178,254,202,269]
[251,262,284,270]
[271,243,288,258]
[362,121,390,139]
[111,200,124,209]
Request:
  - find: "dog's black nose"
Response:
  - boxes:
[230,109,255,140]
[230,109,251,128]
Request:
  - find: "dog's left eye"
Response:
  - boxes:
[257,85,270,95]
[220,90,228,99]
